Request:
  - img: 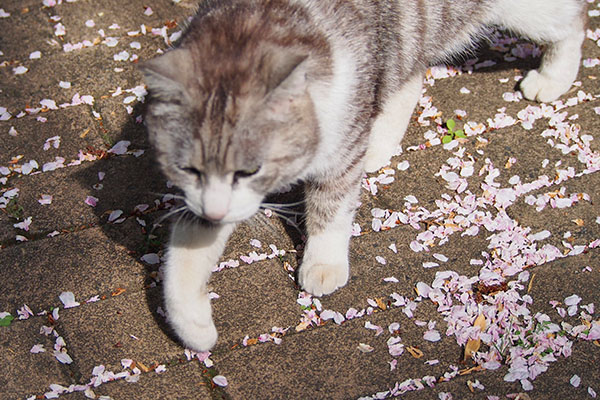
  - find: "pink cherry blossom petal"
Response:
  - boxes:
[54,350,73,364]
[212,375,228,387]
[59,292,80,309]
[423,329,441,342]
[108,140,130,155]
[85,196,98,207]
[38,195,53,205]
[30,344,46,353]
[140,253,160,264]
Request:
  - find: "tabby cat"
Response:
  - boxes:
[142,0,586,351]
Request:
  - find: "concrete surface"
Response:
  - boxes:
[1,0,599,399]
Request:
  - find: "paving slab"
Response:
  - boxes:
[0,224,147,312]
[0,316,75,399]
[0,107,104,168]
[57,287,182,378]
[213,305,458,400]
[3,154,168,240]
[93,360,215,400]
[210,258,301,348]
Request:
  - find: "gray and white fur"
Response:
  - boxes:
[142,0,587,351]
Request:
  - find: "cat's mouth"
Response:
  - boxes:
[196,215,222,227]
[177,205,223,227]
[184,204,224,226]
[180,191,263,225]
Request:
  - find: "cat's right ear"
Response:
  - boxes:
[141,49,194,98]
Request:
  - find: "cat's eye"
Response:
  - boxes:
[234,166,261,181]
[181,166,204,179]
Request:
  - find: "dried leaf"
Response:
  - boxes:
[572,218,584,226]
[111,287,126,297]
[375,298,387,311]
[463,341,480,360]
[459,365,483,375]
[527,273,536,294]
[295,322,310,332]
[136,361,150,373]
[464,314,486,361]
[467,380,475,393]
[473,313,486,330]
[406,346,423,358]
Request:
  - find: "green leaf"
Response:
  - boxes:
[0,314,14,327]
[455,130,466,138]
[442,135,453,144]
[446,118,456,132]
[6,198,24,220]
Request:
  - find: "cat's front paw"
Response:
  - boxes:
[520,70,572,103]
[363,148,392,173]
[174,318,218,352]
[166,296,218,351]
[298,262,349,297]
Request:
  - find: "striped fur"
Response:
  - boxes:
[142,0,587,351]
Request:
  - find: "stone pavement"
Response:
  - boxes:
[1,1,600,399]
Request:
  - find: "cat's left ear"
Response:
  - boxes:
[263,50,309,96]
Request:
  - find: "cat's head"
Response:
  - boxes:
[142,41,322,224]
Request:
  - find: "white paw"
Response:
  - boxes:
[520,70,572,103]
[363,148,392,173]
[175,319,218,352]
[298,262,349,297]
[166,296,218,351]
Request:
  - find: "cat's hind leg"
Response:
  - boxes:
[493,0,586,102]
[363,71,424,173]
[163,220,235,351]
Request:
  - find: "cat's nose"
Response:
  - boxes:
[203,208,227,222]
[202,176,231,222]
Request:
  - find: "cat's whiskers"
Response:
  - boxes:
[261,200,305,216]
[258,206,303,235]
[152,204,188,230]
[247,212,281,236]
[261,200,306,208]
[150,192,187,202]
[262,207,305,216]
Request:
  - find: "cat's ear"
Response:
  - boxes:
[262,51,309,96]
[141,49,195,98]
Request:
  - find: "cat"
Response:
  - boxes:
[142,0,587,351]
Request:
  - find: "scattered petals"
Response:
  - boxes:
[141,253,160,264]
[357,343,374,353]
[423,329,441,342]
[85,196,98,207]
[13,66,28,75]
[375,256,387,265]
[108,140,130,155]
[212,375,228,387]
[59,292,80,309]
[30,344,46,353]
